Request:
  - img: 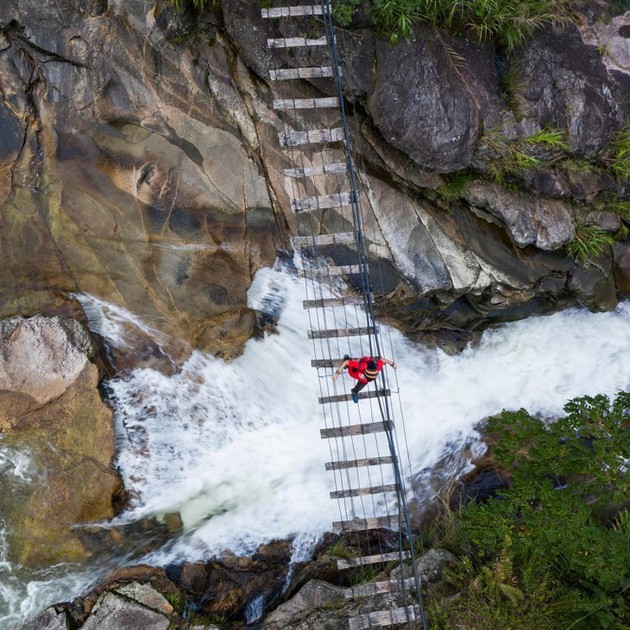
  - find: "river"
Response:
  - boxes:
[1,260,629,626]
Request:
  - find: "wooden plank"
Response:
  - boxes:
[336,550,409,570]
[273,97,339,110]
[321,420,393,439]
[333,515,399,534]
[308,325,376,339]
[284,162,347,178]
[292,192,352,212]
[267,36,328,49]
[325,456,394,472]
[304,296,364,310]
[348,606,419,630]
[345,577,417,599]
[270,67,336,80]
[262,5,324,18]
[292,232,354,248]
[301,264,362,278]
[330,483,398,499]
[279,127,344,147]
[318,389,390,405]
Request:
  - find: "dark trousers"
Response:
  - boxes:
[351,378,375,394]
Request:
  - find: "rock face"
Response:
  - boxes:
[0,316,120,567]
[0,1,628,357]
[0,0,277,360]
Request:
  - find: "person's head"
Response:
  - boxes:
[364,360,378,380]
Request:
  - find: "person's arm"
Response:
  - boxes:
[382,357,397,371]
[332,358,350,381]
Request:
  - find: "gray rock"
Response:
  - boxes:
[81,591,170,630]
[113,583,174,616]
[261,579,347,629]
[0,316,90,407]
[516,26,617,153]
[367,31,482,173]
[567,256,618,312]
[463,182,575,250]
[391,548,458,584]
[613,241,630,297]
[19,608,67,630]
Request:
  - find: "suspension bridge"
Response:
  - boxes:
[262,2,427,628]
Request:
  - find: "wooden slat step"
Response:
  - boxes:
[292,232,355,248]
[279,127,344,147]
[308,325,376,339]
[304,296,364,310]
[330,483,398,499]
[262,5,324,18]
[301,264,362,278]
[270,67,336,81]
[345,577,417,599]
[273,97,339,110]
[267,36,328,49]
[318,389,390,405]
[321,420,393,439]
[336,550,409,570]
[333,516,399,534]
[326,456,394,472]
[292,192,352,212]
[284,162,347,178]
[348,606,419,630]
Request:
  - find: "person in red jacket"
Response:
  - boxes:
[332,354,396,402]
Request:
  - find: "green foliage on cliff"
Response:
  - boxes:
[335,0,571,49]
[426,391,630,629]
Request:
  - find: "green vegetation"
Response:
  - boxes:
[172,0,207,12]
[332,0,572,48]
[565,224,616,261]
[421,392,630,629]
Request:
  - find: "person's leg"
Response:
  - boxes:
[351,381,367,394]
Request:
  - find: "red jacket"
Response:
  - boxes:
[347,357,384,383]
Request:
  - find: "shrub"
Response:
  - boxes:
[452,392,630,628]
[565,224,616,261]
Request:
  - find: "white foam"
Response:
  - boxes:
[3,266,629,625]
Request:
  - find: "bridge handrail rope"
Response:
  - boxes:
[321,1,427,627]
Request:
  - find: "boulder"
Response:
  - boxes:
[0,316,120,567]
[80,592,170,630]
[367,31,485,173]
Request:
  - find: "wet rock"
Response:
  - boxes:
[260,580,348,630]
[567,255,618,311]
[0,315,120,567]
[0,0,277,361]
[613,241,630,297]
[19,607,68,630]
[80,591,171,630]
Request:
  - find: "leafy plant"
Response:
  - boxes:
[565,224,616,261]
[368,0,572,50]
[332,0,362,26]
[525,127,569,151]
[609,126,630,181]
[173,0,207,12]
[436,171,476,201]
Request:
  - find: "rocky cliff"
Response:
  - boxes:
[0,0,628,357]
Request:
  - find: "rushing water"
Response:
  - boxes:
[2,261,630,626]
